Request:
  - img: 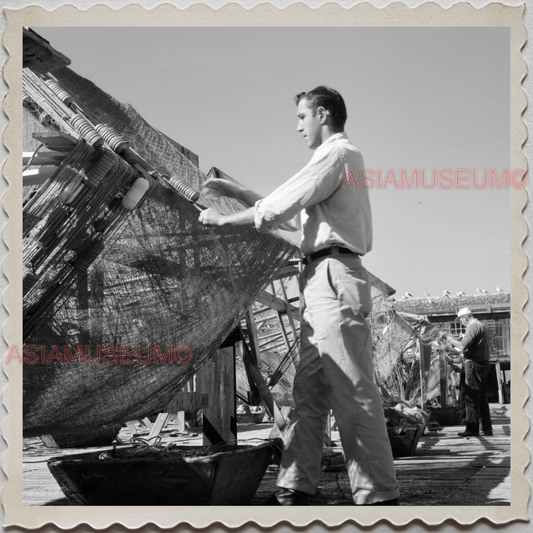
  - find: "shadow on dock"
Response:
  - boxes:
[24,405,510,506]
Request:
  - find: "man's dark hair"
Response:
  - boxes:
[295,86,347,130]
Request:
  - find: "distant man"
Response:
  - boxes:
[446,307,493,437]
[199,86,399,505]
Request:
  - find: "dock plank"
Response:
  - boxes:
[23,403,511,506]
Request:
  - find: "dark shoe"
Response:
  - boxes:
[458,430,479,437]
[481,430,493,436]
[263,489,310,506]
[263,493,281,506]
[368,497,400,506]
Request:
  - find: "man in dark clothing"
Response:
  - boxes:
[446,307,493,437]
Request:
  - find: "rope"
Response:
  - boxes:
[110,436,279,461]
[22,273,39,296]
[86,149,116,188]
[23,142,45,171]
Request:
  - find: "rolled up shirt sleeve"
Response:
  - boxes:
[254,145,345,232]
[255,200,300,232]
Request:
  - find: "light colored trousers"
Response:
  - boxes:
[277,254,399,504]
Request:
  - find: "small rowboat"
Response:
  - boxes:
[48,441,276,505]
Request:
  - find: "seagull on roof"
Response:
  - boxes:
[424,292,431,297]
[496,287,503,292]
[404,292,413,298]
[457,291,466,296]
[443,290,450,297]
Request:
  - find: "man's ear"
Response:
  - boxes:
[316,106,329,124]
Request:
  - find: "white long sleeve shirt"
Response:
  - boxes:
[254,133,373,256]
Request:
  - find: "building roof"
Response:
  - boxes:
[393,292,510,317]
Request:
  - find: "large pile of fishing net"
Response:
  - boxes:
[22,34,298,437]
[369,289,445,404]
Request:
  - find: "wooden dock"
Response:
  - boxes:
[23,404,510,506]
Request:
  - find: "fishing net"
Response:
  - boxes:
[22,30,433,438]
[369,289,445,403]
[22,59,298,437]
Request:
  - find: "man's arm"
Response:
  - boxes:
[254,146,346,231]
[444,349,464,365]
[198,177,260,227]
[199,177,300,231]
[233,189,263,208]
[199,206,255,227]
[447,336,463,350]
[199,141,347,231]
[202,177,263,208]
[460,322,480,352]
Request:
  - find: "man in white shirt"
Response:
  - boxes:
[199,86,399,506]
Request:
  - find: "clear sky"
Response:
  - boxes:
[37,26,511,298]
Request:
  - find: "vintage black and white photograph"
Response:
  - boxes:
[2,2,529,530]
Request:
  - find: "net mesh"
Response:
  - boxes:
[22,66,298,437]
[369,290,444,403]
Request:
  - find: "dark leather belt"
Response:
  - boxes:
[302,246,357,266]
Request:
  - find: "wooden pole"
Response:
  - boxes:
[199,339,237,446]
[439,353,448,408]
[496,361,504,405]
[418,340,426,409]
[278,279,299,342]
[236,335,261,405]
[245,308,262,366]
[240,334,287,434]
[418,329,432,409]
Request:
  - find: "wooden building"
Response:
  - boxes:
[394,293,511,404]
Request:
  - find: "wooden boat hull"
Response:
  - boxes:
[48,442,274,505]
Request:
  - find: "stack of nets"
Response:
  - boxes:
[369,289,444,403]
[22,48,298,437]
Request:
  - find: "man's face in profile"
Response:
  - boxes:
[297,98,323,150]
